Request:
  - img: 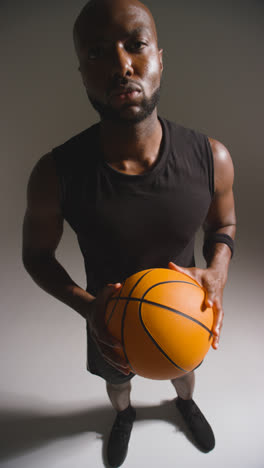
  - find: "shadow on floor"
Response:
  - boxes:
[0,395,193,467]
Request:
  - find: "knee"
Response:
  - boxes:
[171,370,195,384]
[106,380,131,391]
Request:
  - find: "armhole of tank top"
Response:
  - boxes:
[51,149,66,216]
[204,136,215,197]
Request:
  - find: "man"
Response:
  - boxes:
[22,0,236,466]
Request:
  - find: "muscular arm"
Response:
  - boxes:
[22,152,94,319]
[203,137,236,267]
[169,138,236,349]
[22,153,130,373]
[200,138,236,347]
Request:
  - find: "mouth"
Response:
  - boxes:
[109,86,142,103]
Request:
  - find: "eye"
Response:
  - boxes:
[134,41,145,49]
[128,41,148,52]
[86,46,103,60]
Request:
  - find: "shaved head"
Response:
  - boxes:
[73,0,158,57]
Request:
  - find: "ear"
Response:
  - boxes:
[78,64,87,88]
[158,48,163,72]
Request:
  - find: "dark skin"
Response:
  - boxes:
[22,0,236,376]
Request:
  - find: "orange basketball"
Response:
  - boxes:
[105,268,214,380]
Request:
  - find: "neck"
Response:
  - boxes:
[99,111,162,173]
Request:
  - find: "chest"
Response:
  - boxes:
[93,181,210,248]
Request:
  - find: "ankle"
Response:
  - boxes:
[117,405,136,421]
[177,395,193,402]
[176,396,194,410]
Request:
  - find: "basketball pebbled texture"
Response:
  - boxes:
[105,268,214,380]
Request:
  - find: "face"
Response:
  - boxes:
[75,0,163,124]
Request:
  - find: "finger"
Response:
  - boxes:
[212,302,224,335]
[204,289,214,309]
[107,282,123,291]
[212,334,219,350]
[99,346,132,375]
[95,328,123,350]
[104,358,131,375]
[202,282,220,310]
[211,322,222,350]
[103,353,130,372]
[102,356,131,375]
[211,303,224,350]
[92,333,130,370]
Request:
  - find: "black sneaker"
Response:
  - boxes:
[107,405,136,467]
[175,397,215,452]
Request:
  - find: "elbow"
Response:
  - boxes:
[22,250,36,276]
[22,248,31,272]
[22,248,54,273]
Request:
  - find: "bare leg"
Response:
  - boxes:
[171,371,195,400]
[106,380,132,412]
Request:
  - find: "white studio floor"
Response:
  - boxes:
[1,243,263,468]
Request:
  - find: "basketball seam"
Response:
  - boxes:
[105,282,125,326]
[106,269,153,328]
[138,279,212,374]
[141,280,212,335]
[107,272,212,377]
[108,295,213,335]
[121,269,154,373]
[137,300,188,373]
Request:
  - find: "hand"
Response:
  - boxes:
[168,262,226,350]
[87,283,132,375]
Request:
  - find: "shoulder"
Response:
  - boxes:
[162,118,211,154]
[53,123,99,155]
[162,118,200,142]
[51,123,100,175]
[27,123,100,213]
[208,137,234,194]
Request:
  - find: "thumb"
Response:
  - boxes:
[168,262,195,280]
[168,261,186,274]
[168,262,203,287]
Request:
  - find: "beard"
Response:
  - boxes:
[87,85,161,124]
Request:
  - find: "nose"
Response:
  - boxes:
[110,43,134,79]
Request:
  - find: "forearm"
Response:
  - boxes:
[23,253,95,319]
[203,224,236,281]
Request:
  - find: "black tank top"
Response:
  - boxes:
[52,117,214,296]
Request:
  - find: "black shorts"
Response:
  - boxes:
[86,322,135,385]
